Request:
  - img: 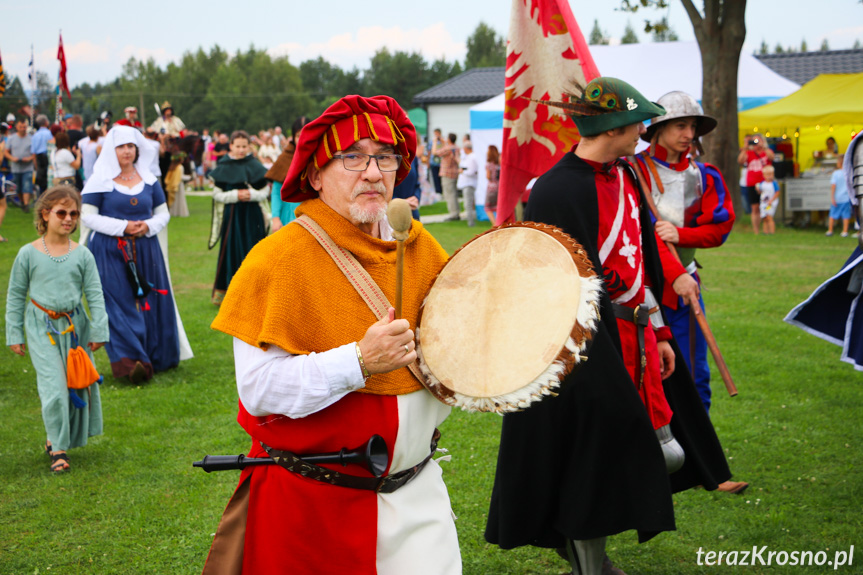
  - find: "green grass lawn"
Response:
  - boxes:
[1,195,861,574]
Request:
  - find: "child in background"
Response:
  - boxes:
[827,156,852,237]
[757,165,780,235]
[6,186,109,472]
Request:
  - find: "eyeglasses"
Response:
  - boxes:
[332,153,403,172]
[49,209,80,220]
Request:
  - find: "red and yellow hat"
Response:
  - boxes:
[282,95,416,202]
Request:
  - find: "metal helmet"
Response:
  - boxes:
[641,91,718,142]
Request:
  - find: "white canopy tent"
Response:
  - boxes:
[468,42,801,217]
[468,93,506,221]
[589,42,800,109]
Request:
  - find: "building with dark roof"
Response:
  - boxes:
[754,49,863,85]
[413,67,504,140]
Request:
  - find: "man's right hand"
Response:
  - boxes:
[358,308,416,374]
[672,273,700,308]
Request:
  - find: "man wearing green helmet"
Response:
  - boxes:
[486,78,732,575]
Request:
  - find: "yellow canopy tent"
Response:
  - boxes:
[738,73,863,172]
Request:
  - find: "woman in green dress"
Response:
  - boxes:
[6,186,109,472]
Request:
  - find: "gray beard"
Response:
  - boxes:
[349,202,387,224]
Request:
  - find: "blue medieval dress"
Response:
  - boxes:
[82,180,191,379]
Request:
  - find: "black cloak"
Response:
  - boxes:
[485,152,730,551]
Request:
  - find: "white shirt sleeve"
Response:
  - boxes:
[248,183,270,202]
[212,185,239,204]
[81,203,128,237]
[144,203,171,237]
[234,338,367,418]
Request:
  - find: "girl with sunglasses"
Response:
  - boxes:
[6,185,109,472]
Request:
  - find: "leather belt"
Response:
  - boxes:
[613,303,651,388]
[261,428,441,494]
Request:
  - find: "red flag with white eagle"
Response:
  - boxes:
[57,32,71,100]
[496,0,600,224]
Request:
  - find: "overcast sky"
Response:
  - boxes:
[2,0,861,89]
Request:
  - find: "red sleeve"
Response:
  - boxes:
[676,166,735,249]
[654,325,673,342]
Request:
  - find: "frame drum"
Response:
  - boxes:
[416,223,602,413]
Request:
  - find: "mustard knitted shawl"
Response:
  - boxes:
[211,198,449,395]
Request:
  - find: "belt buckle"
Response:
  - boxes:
[633,304,650,327]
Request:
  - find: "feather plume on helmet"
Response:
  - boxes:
[529,77,665,137]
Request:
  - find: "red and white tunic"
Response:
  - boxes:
[589,158,674,429]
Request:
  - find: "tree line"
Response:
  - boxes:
[0,22,506,134]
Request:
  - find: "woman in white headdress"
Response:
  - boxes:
[80,126,193,383]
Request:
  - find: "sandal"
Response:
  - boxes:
[50,452,70,473]
[45,442,52,456]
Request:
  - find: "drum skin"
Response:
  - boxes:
[416,223,602,413]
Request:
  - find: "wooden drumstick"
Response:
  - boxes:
[387,199,412,319]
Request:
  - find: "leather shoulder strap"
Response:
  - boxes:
[294,214,426,384]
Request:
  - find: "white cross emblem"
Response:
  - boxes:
[626,97,638,111]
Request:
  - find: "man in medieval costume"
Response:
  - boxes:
[631,91,748,495]
[485,77,732,575]
[149,101,185,138]
[202,95,461,574]
[115,106,143,130]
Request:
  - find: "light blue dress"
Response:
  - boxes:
[6,244,109,450]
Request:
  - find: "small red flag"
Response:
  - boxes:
[57,33,71,100]
[497,0,600,224]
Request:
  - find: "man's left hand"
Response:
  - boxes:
[655,221,679,243]
[657,340,676,380]
[406,196,419,210]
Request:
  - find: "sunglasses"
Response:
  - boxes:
[48,209,80,220]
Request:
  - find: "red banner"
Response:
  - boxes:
[0,49,6,98]
[57,33,71,100]
[497,0,600,224]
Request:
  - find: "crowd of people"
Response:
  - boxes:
[3,79,859,575]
